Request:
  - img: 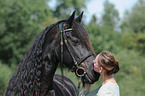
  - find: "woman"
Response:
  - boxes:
[79,51,120,96]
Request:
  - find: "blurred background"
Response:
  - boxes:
[0,0,145,95]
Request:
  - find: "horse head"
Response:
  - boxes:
[42,11,100,84]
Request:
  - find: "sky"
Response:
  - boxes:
[86,0,138,23]
[48,0,138,23]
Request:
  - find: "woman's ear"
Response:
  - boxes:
[99,67,103,73]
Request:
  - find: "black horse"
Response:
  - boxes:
[3,11,100,96]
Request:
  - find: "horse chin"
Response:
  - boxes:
[83,71,100,84]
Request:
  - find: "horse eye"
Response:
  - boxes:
[72,39,80,46]
[66,32,70,36]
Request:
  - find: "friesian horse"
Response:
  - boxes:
[3,11,100,96]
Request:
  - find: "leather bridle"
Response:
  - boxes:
[60,23,94,78]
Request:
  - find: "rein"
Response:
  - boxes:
[60,23,94,89]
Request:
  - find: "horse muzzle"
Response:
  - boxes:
[83,69,100,84]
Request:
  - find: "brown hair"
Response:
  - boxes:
[98,51,119,75]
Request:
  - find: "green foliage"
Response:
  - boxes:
[86,22,121,54]
[100,0,120,30]
[121,31,137,49]
[115,50,145,96]
[0,0,54,65]
[120,0,145,54]
[121,31,145,54]
[0,62,15,95]
[135,32,145,54]
[53,0,87,18]
[85,0,121,55]
[121,0,145,32]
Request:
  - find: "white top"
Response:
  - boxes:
[96,82,120,96]
[79,82,120,96]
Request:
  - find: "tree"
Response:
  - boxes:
[85,0,121,54]
[121,0,145,33]
[121,0,145,54]
[86,22,121,54]
[100,0,120,30]
[52,0,87,19]
[0,0,54,65]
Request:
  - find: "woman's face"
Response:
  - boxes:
[93,54,101,73]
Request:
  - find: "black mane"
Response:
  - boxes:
[6,24,55,94]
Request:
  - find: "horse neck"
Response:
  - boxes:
[40,31,60,89]
[40,60,58,88]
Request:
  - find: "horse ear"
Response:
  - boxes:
[75,11,84,24]
[64,11,76,28]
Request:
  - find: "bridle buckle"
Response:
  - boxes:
[76,67,86,77]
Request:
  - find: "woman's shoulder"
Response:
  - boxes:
[101,82,119,92]
[105,82,119,88]
[97,82,120,96]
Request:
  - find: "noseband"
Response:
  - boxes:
[60,23,94,78]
